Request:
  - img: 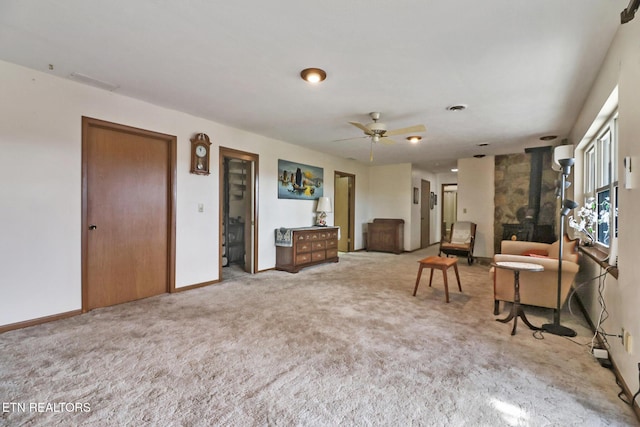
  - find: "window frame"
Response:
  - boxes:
[581,111,618,249]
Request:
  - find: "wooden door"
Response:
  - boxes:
[420,179,431,248]
[82,117,176,310]
[334,171,355,252]
[335,175,349,251]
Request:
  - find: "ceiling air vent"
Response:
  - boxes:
[69,72,119,92]
[446,104,467,112]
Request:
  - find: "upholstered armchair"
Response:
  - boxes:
[439,221,477,265]
[492,235,580,315]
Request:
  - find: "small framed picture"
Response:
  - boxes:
[413,187,419,204]
[429,192,436,209]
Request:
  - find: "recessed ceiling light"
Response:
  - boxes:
[540,135,557,141]
[477,143,489,147]
[474,154,486,158]
[451,168,459,172]
[300,68,327,84]
[406,136,422,143]
[446,104,467,111]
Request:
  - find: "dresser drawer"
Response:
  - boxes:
[312,251,326,261]
[326,248,338,258]
[296,241,312,253]
[295,253,311,264]
[325,239,337,249]
[300,232,319,240]
[312,241,326,250]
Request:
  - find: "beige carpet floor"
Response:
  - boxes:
[1,246,638,426]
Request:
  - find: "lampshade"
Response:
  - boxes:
[555,179,572,189]
[558,157,575,176]
[316,197,332,213]
[554,179,572,197]
[552,145,574,171]
[561,199,579,216]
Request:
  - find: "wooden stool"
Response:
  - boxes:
[413,256,462,303]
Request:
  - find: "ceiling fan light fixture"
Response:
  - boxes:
[406,136,422,143]
[300,68,326,84]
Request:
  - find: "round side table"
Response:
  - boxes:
[492,261,544,335]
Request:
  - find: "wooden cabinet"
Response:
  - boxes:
[226,222,245,265]
[275,227,339,273]
[367,218,404,254]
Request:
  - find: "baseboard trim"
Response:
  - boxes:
[0,309,82,334]
[173,279,220,293]
[574,295,640,421]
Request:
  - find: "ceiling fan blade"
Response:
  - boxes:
[384,124,426,137]
[332,135,368,142]
[349,121,373,135]
[379,137,396,145]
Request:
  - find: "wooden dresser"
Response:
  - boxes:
[275,226,339,273]
[367,218,404,254]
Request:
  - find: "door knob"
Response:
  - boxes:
[89,224,97,230]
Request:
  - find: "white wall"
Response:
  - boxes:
[368,163,412,250]
[456,157,495,258]
[569,17,640,397]
[0,60,371,326]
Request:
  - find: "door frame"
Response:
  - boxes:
[219,146,259,276]
[420,179,431,248]
[334,171,355,252]
[81,117,177,313]
[440,183,458,240]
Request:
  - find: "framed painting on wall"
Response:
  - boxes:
[278,159,324,200]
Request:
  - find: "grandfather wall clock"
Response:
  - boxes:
[190,133,212,175]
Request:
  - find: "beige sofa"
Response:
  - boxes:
[492,236,579,315]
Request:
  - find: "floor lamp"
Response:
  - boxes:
[542,158,578,337]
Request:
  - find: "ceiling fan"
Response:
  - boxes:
[340,112,426,161]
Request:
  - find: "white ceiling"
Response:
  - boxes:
[0,1,627,172]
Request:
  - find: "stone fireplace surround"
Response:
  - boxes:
[494,147,558,254]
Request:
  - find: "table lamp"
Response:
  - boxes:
[316,197,332,227]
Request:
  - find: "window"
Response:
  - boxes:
[581,111,618,247]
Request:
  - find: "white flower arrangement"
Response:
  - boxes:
[568,196,612,244]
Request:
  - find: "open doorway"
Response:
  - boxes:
[420,179,431,248]
[220,147,259,280]
[441,183,458,240]
[334,171,355,252]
